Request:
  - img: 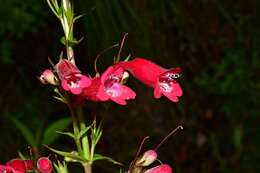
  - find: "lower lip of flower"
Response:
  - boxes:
[104,75,122,97]
[159,82,173,93]
[105,88,119,97]
[69,81,79,88]
[65,74,81,88]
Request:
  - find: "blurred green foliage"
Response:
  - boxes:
[0,0,259,173]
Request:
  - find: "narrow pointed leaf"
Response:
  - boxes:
[45,145,87,162]
[56,131,75,139]
[93,154,123,165]
[73,14,86,22]
[78,126,91,139]
[53,96,67,103]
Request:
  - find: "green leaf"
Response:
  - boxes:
[54,161,69,173]
[45,145,87,162]
[56,131,75,139]
[73,14,85,22]
[10,117,37,147]
[42,117,72,145]
[93,154,123,166]
[53,96,67,103]
[60,36,66,46]
[78,126,91,139]
[233,126,243,152]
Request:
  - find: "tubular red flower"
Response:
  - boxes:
[96,66,136,105]
[0,165,15,173]
[55,59,91,95]
[114,58,183,102]
[81,66,136,105]
[144,164,172,173]
[80,77,102,102]
[1,159,31,173]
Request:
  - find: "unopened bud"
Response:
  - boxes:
[136,150,157,166]
[39,69,58,85]
[37,157,53,173]
[144,164,172,173]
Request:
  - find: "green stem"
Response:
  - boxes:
[83,163,92,173]
[66,45,75,64]
[65,94,83,156]
[77,107,90,159]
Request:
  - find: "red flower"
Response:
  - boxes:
[56,59,91,95]
[0,165,15,173]
[81,66,136,105]
[0,159,33,173]
[81,77,102,102]
[114,58,183,102]
[144,164,172,173]
[96,66,136,105]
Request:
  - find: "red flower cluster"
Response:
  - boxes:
[40,57,182,105]
[0,157,52,173]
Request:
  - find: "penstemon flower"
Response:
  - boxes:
[96,66,136,105]
[114,58,183,102]
[55,59,91,95]
[80,66,136,105]
[0,159,33,173]
[35,1,184,173]
[0,165,16,173]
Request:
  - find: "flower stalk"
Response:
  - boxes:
[46,0,83,64]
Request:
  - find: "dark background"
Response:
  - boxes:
[0,0,259,173]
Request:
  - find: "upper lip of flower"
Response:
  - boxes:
[55,59,81,80]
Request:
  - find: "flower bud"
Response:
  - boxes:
[39,69,58,85]
[37,157,53,173]
[136,150,157,166]
[144,164,172,173]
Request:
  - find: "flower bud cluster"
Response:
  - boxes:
[0,157,53,173]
